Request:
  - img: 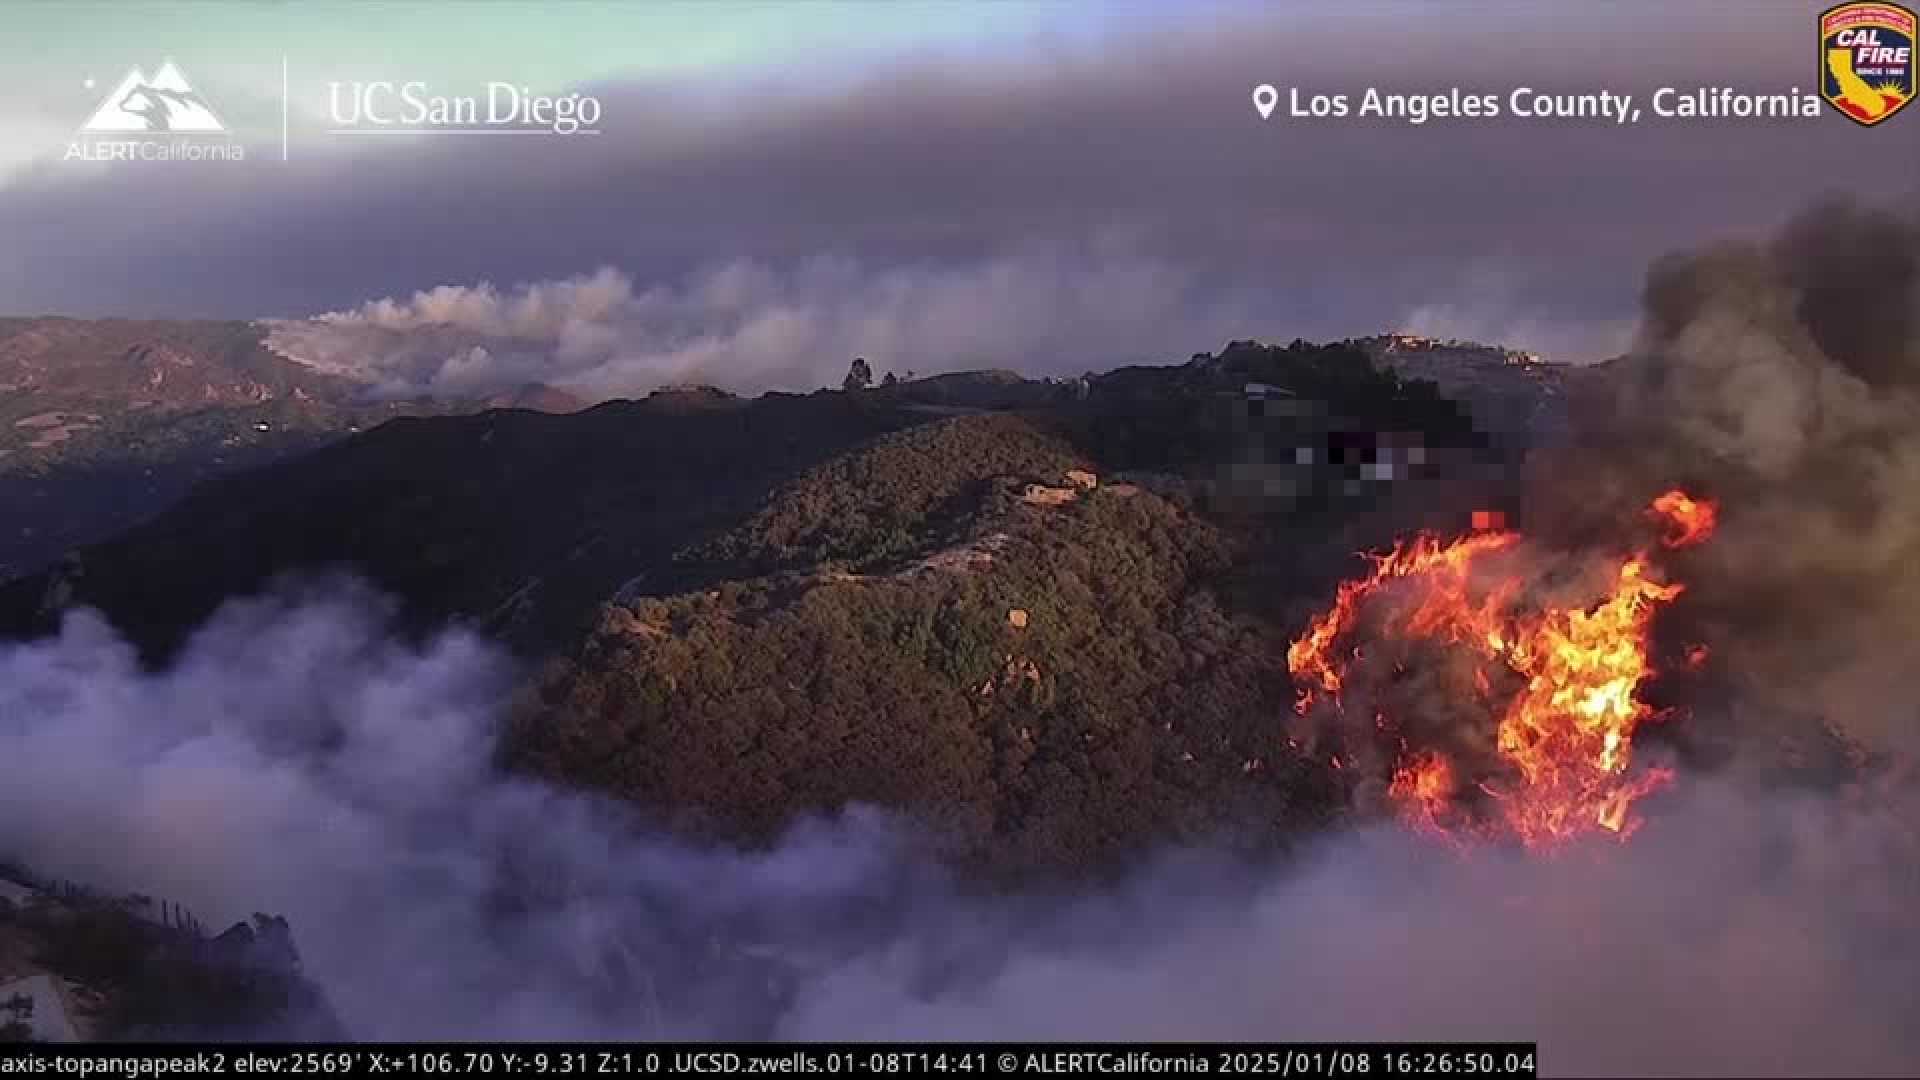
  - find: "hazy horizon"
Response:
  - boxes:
[4,2,1905,382]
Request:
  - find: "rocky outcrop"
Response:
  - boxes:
[1020,484,1077,506]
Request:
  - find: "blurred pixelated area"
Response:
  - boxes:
[1104,336,1541,517]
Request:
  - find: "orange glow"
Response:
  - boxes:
[1289,491,1712,848]
[1286,530,1520,713]
[1649,489,1717,549]
[1389,752,1457,834]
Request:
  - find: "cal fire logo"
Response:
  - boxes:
[1820,2,1915,126]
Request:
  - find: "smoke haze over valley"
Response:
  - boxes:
[260,254,1279,401]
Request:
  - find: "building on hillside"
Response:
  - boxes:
[1380,332,1437,352]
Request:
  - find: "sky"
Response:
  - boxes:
[1,0,1914,393]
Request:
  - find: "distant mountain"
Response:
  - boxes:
[1351,333,1582,445]
[481,382,587,414]
[0,317,354,410]
[0,318,578,581]
[875,368,1062,412]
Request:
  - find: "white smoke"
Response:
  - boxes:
[0,581,936,1039]
[1395,262,1634,364]
[263,252,1271,402]
[0,583,1915,1073]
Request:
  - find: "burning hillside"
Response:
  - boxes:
[1289,489,1717,848]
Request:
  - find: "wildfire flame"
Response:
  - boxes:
[1289,489,1717,848]
[1286,530,1520,711]
[1649,490,1717,549]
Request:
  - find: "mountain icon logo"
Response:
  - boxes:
[80,61,226,133]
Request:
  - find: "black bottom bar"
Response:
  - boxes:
[1,1043,1538,1078]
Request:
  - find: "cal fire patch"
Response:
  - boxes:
[1820,2,1915,125]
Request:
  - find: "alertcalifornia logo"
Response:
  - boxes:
[1820,2,1916,126]
[65,59,245,161]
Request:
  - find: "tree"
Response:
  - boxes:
[842,357,873,392]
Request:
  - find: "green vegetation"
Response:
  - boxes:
[510,411,1342,876]
[690,413,1087,575]
[503,343,1503,874]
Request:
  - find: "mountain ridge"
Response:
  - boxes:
[0,337,1540,874]
[0,317,581,581]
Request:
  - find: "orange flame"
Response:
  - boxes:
[1289,490,1712,848]
[1649,490,1717,549]
[1389,752,1458,836]
[1286,530,1520,712]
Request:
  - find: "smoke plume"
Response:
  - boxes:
[261,246,1635,405]
[1534,200,1920,758]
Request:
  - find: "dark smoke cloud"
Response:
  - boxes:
[0,583,1915,1074]
[0,3,1878,377]
[1540,200,1920,756]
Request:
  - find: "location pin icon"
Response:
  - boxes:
[1252,84,1279,120]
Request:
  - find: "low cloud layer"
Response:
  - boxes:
[0,583,1914,1073]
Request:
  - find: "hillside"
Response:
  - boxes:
[0,318,578,581]
[508,417,1341,875]
[0,341,1536,876]
[499,337,1523,874]
[0,388,934,659]
[0,342,1508,663]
